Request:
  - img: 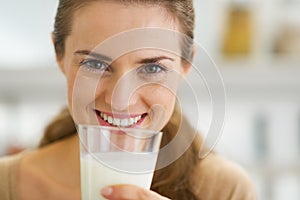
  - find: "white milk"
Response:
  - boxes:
[80,152,158,200]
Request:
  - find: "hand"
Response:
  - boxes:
[101,184,170,200]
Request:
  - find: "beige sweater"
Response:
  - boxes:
[0,151,257,200]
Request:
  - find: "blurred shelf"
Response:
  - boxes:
[0,61,299,99]
[246,161,300,176]
[217,56,300,68]
[0,68,66,100]
[216,58,300,98]
[221,67,300,92]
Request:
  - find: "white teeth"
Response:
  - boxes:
[99,111,143,127]
[113,118,120,126]
[120,119,128,127]
[128,118,134,125]
[103,114,108,121]
[108,116,113,124]
[134,116,141,123]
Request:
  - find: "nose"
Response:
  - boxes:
[104,71,138,111]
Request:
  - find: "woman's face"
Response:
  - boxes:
[56,1,191,131]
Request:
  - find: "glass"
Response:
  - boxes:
[77,125,163,200]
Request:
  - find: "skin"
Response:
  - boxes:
[60,2,190,130]
[18,2,191,200]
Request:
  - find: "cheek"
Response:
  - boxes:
[67,77,75,113]
[144,85,176,120]
[153,88,175,108]
[65,66,79,115]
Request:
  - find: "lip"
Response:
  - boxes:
[95,110,144,119]
[94,110,147,128]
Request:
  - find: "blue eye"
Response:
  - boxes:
[137,63,169,81]
[139,63,166,74]
[80,59,110,73]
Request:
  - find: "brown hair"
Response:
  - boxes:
[53,0,195,58]
[42,0,203,199]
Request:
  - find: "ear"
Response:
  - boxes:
[51,32,65,74]
[181,61,192,77]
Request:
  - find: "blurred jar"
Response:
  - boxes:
[221,2,254,58]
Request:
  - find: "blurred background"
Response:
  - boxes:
[0,0,300,199]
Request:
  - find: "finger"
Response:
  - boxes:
[101,185,170,200]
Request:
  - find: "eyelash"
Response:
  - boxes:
[137,63,168,75]
[79,59,169,78]
[79,59,110,74]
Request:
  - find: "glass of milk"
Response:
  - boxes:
[77,125,163,200]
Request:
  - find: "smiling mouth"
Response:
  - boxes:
[95,110,147,127]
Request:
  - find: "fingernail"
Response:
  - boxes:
[101,187,113,196]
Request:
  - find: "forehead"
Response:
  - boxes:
[69,1,179,49]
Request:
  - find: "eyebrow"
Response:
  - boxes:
[74,50,175,64]
[136,56,175,64]
[74,50,113,61]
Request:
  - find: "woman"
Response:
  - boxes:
[0,0,256,199]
